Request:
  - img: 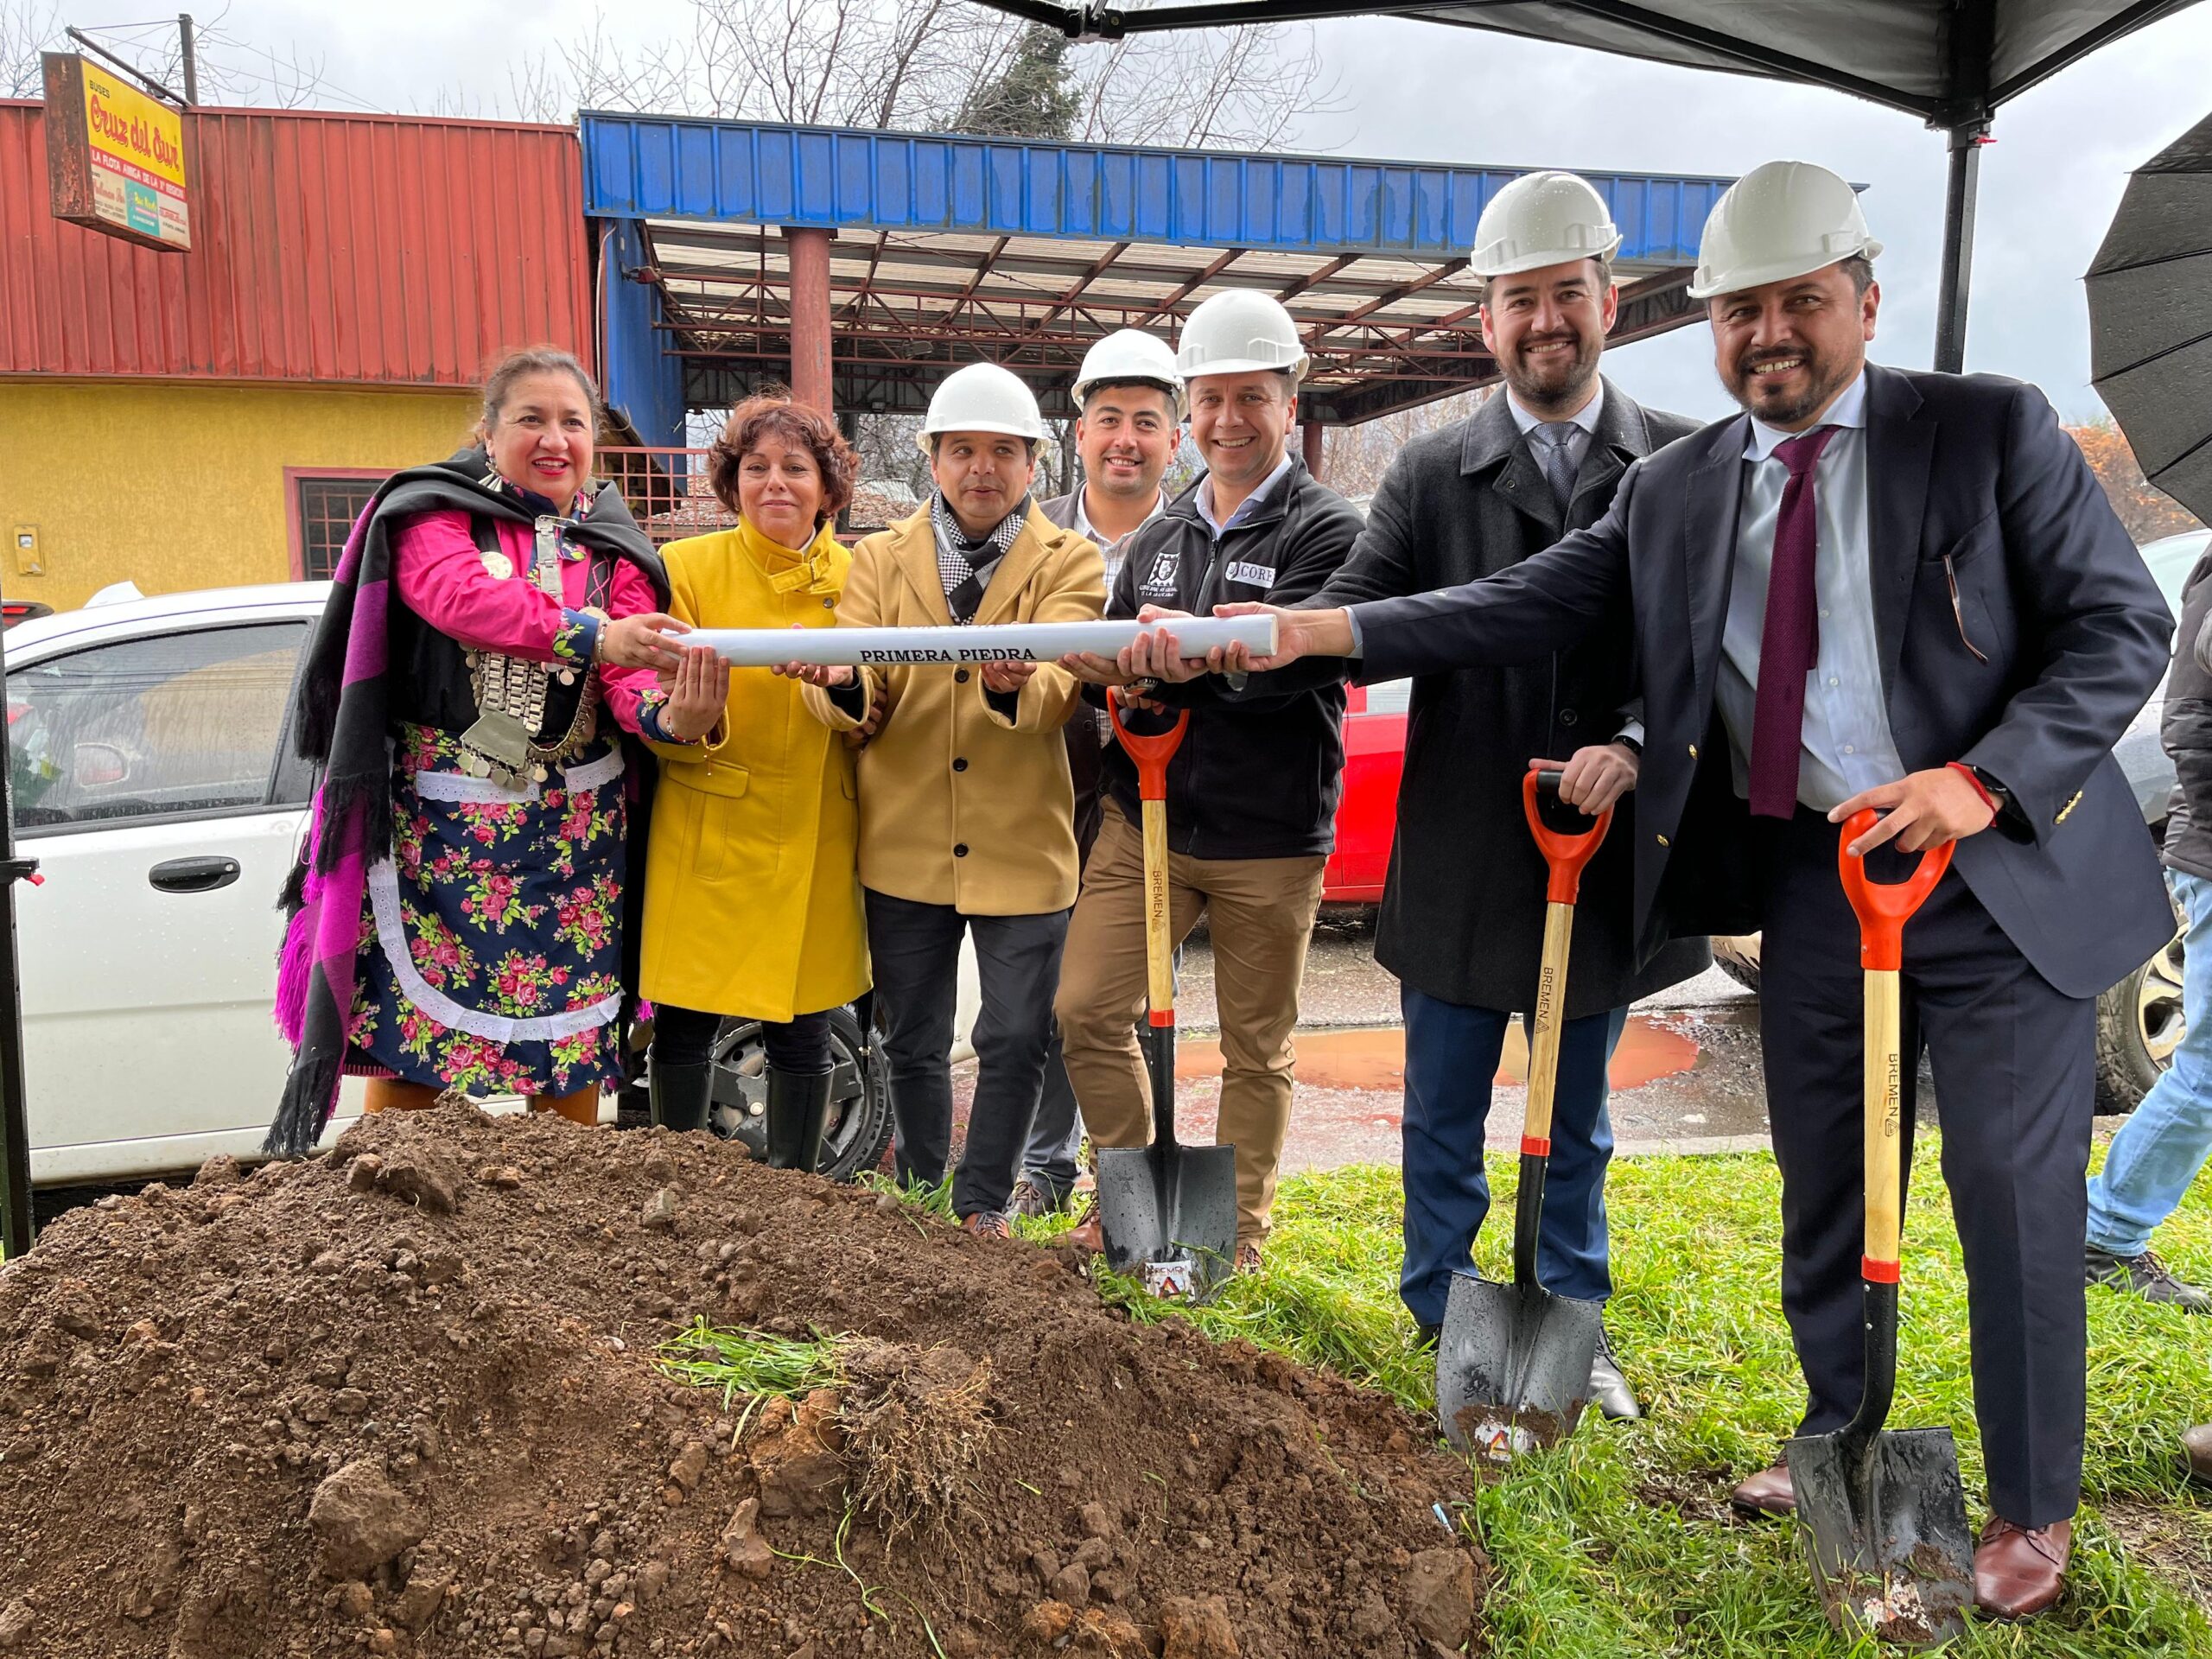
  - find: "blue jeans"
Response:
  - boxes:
[1400,984,1628,1327]
[2087,870,2204,1258]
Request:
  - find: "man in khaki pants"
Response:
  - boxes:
[1058,291,1363,1268]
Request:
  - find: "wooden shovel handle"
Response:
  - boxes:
[1111,694,1187,1024]
[1838,811,1950,1281]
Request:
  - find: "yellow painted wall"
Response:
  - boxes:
[0,380,480,609]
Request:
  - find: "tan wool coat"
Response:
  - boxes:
[803,502,1104,915]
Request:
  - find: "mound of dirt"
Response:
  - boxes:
[0,1103,1484,1658]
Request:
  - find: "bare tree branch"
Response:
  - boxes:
[0,0,63,100]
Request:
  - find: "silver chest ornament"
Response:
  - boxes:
[457,515,598,789]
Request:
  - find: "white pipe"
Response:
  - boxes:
[674,613,1279,668]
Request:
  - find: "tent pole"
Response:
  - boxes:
[1933,122,1988,374]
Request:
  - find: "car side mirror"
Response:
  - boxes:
[72,741,130,790]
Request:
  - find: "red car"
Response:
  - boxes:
[1324,678,1410,903]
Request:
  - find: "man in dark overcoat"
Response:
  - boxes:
[1312,170,1709,1419]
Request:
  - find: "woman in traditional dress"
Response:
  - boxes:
[267,348,719,1154]
[613,394,870,1171]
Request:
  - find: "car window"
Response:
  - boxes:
[9,622,309,832]
[2141,531,2211,616]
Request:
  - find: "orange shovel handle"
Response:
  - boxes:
[1836,810,1953,971]
[1522,768,1612,905]
[1109,692,1188,798]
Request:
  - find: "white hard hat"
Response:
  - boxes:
[1071,329,1184,416]
[1688,160,1882,301]
[1471,170,1622,279]
[917,361,1046,454]
[1175,289,1309,384]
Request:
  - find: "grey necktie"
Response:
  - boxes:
[1529,422,1580,514]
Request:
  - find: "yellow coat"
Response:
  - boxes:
[639,518,869,1022]
[804,503,1104,915]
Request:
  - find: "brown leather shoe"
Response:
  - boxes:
[1974,1516,2071,1621]
[1063,1211,1103,1254]
[1728,1462,1796,1517]
[2183,1424,2212,1485]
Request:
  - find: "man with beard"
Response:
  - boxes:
[1302,170,1709,1421]
[1014,330,1185,1218]
[1212,161,2173,1621]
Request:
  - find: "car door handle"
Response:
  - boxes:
[149,855,241,893]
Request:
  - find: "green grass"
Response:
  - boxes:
[658,1321,847,1437]
[1023,1141,2212,1656]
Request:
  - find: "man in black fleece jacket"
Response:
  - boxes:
[1056,289,1363,1268]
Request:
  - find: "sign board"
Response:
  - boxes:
[41,52,189,253]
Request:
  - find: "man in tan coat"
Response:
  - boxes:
[796,363,1104,1232]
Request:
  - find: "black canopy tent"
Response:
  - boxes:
[972,0,2205,372]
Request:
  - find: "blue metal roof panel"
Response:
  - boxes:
[580,114,1733,263]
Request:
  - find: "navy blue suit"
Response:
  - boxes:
[1354,365,2173,1524]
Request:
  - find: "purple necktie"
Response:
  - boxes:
[1747,424,1839,819]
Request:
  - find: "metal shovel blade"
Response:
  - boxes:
[1437,1270,1604,1464]
[1095,1141,1238,1295]
[1788,1424,1975,1647]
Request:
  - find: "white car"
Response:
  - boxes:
[6,582,964,1188]
[8,582,367,1184]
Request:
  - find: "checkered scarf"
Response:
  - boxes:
[929,491,1028,622]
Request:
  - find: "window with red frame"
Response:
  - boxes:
[292,474,386,581]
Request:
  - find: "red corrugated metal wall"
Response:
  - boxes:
[0,101,593,385]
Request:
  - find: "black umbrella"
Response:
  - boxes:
[2088,109,2212,523]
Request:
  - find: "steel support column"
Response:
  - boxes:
[784,226,835,413]
[1301,419,1325,479]
[1933,123,1987,375]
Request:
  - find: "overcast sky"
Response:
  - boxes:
[41,0,2212,424]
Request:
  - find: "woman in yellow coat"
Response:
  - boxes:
[619,395,869,1169]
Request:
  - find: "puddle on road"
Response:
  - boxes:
[1175,1011,1725,1091]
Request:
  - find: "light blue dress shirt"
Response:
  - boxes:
[1503,380,1605,479]
[1198,451,1295,540]
[1344,386,1604,658]
[1717,371,1904,811]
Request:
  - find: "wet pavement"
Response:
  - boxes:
[944,912,1785,1179]
[1167,913,1777,1175]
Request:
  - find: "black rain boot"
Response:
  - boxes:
[765,1066,835,1172]
[649,1059,713,1134]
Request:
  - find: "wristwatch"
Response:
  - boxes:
[1967,765,2012,813]
[1123,677,1160,700]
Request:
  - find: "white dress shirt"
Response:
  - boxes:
[1715,371,1904,811]
[1074,486,1166,588]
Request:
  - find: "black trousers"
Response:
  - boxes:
[652,1004,832,1073]
[1757,808,2093,1527]
[864,888,1071,1219]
